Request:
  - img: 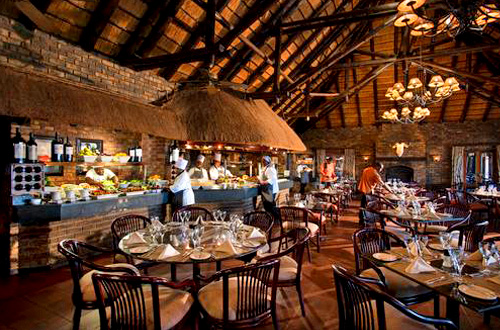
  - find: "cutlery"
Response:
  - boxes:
[425,276,446,284]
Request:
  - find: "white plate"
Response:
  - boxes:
[242,240,261,248]
[458,284,497,301]
[372,252,398,262]
[190,251,211,260]
[129,246,151,254]
[428,243,445,251]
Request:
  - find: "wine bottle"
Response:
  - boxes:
[128,146,136,163]
[51,133,64,162]
[64,137,73,162]
[135,145,142,163]
[26,132,38,163]
[12,127,26,163]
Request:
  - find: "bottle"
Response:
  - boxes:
[26,133,38,163]
[64,137,73,162]
[128,146,136,163]
[51,133,64,162]
[12,127,26,163]
[135,145,142,163]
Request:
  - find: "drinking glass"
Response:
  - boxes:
[439,232,452,250]
[294,193,301,204]
[403,235,415,259]
[449,247,467,282]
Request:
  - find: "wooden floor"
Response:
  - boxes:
[1,201,500,329]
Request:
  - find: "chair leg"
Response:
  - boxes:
[433,295,440,318]
[316,233,320,253]
[73,307,82,330]
[216,261,222,271]
[271,305,280,330]
[296,282,306,317]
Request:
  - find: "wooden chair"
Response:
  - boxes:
[243,211,274,238]
[254,228,310,317]
[312,192,340,223]
[172,206,214,222]
[197,259,280,329]
[58,239,140,330]
[448,220,489,252]
[92,273,196,330]
[333,265,457,330]
[279,206,320,261]
[423,205,472,234]
[110,215,156,272]
[352,228,440,316]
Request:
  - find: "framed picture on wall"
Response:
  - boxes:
[76,138,103,154]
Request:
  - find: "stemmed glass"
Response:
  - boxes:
[403,235,415,260]
[294,193,301,205]
[449,247,467,282]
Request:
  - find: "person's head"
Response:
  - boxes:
[214,153,222,167]
[326,156,332,163]
[196,155,205,168]
[93,166,105,175]
[175,158,188,172]
[374,162,384,173]
[262,155,271,166]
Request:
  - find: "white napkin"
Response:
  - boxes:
[246,227,265,240]
[125,232,147,245]
[405,256,436,274]
[423,208,441,220]
[466,250,483,261]
[407,194,417,202]
[484,255,498,266]
[152,219,163,228]
[395,205,410,217]
[157,244,180,260]
[216,239,237,255]
[409,241,433,257]
[296,202,305,208]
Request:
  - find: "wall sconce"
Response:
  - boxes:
[362,155,370,162]
[432,155,441,162]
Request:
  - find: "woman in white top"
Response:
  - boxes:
[170,158,195,209]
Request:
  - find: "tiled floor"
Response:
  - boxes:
[1,201,500,329]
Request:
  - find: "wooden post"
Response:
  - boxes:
[0,117,13,276]
[462,148,467,198]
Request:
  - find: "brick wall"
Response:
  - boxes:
[302,120,500,187]
[10,205,164,271]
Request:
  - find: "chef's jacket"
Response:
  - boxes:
[86,168,116,183]
[170,171,195,206]
[261,165,279,195]
[188,167,208,180]
[209,165,233,180]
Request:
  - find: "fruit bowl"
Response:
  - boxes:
[83,156,98,162]
[100,156,113,162]
[118,156,130,163]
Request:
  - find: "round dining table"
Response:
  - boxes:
[378,209,464,234]
[119,222,268,281]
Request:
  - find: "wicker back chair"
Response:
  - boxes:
[197,259,280,329]
[243,211,274,238]
[58,239,140,330]
[333,265,457,330]
[448,220,489,252]
[172,206,214,222]
[92,273,195,330]
[279,206,320,260]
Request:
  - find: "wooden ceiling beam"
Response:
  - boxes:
[417,60,500,87]
[335,77,346,128]
[482,86,498,121]
[369,27,380,125]
[16,0,52,31]
[118,0,179,60]
[79,0,120,52]
[351,59,362,127]
[460,55,480,123]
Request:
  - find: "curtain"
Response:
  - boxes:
[451,146,465,187]
[497,145,500,181]
[344,149,356,180]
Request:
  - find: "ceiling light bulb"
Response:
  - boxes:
[403,91,414,100]
[428,75,445,87]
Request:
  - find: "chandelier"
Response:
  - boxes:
[382,71,461,123]
[394,0,500,37]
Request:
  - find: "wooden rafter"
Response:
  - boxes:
[351,59,362,126]
[16,0,52,31]
[482,86,499,121]
[79,0,120,52]
[335,77,346,127]
[460,55,481,122]
[369,24,380,124]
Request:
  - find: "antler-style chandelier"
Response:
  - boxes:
[394,0,500,37]
[382,70,461,123]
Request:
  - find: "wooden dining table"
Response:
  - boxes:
[377,209,465,234]
[367,247,500,328]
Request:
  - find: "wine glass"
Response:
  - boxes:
[403,235,415,259]
[449,247,467,282]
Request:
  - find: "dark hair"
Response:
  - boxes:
[373,162,383,170]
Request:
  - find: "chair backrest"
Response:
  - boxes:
[332,265,457,330]
[278,206,308,231]
[243,211,274,237]
[217,259,280,325]
[352,228,404,274]
[92,273,193,330]
[111,215,151,250]
[439,203,471,219]
[172,206,214,222]
[451,221,489,252]
[360,207,381,229]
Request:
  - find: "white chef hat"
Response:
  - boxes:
[197,155,205,162]
[214,153,222,161]
[263,156,271,164]
[175,158,188,170]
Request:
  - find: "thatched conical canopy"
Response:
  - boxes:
[165,86,306,151]
[0,65,181,140]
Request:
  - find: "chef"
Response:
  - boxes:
[85,166,118,187]
[170,158,195,209]
[188,155,209,180]
[209,153,233,180]
[259,156,279,220]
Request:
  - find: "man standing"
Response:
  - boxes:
[188,154,208,180]
[320,157,336,187]
[358,162,393,208]
[259,156,279,220]
[296,158,312,194]
[209,153,233,180]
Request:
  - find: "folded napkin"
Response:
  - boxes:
[405,256,436,274]
[216,239,238,255]
[152,219,163,228]
[467,250,483,261]
[423,209,441,220]
[395,206,411,217]
[247,227,265,239]
[409,241,433,257]
[407,195,417,202]
[484,255,498,266]
[125,232,147,246]
[295,202,305,208]
[157,244,180,260]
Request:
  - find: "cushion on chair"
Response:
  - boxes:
[309,212,327,223]
[366,300,436,329]
[282,221,319,235]
[80,263,140,302]
[469,202,489,212]
[198,276,271,321]
[251,254,298,281]
[361,267,432,299]
[143,285,194,330]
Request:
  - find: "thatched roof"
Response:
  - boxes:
[0,65,181,140]
[165,86,306,151]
